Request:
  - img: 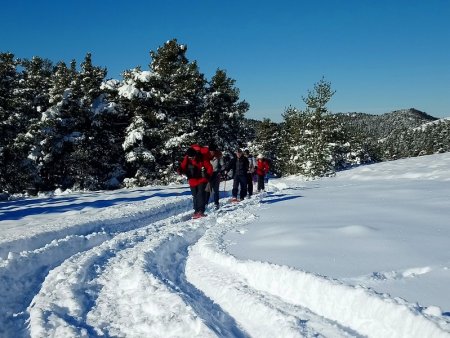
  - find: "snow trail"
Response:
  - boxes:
[28,211,216,337]
[0,195,193,336]
[1,176,449,337]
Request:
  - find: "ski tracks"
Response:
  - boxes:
[0,196,194,337]
[27,212,217,338]
[2,187,450,337]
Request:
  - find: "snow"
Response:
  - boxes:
[1,153,450,337]
[413,117,450,131]
[117,83,142,100]
[123,120,145,149]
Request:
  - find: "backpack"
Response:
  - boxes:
[186,163,202,179]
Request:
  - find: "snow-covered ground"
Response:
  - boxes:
[1,153,450,337]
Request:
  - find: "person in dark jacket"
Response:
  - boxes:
[205,143,224,209]
[244,149,255,198]
[225,148,249,201]
[179,147,213,218]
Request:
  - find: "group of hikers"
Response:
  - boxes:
[178,143,270,219]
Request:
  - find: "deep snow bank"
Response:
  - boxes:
[187,195,450,338]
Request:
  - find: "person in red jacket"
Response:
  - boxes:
[255,154,270,192]
[179,147,213,218]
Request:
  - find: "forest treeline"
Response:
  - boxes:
[1,39,449,196]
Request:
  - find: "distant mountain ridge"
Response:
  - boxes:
[335,108,437,139]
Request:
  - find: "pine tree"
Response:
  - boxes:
[19,56,53,119]
[201,69,249,152]
[149,39,207,179]
[70,53,110,190]
[252,118,281,175]
[93,79,129,188]
[0,53,21,192]
[279,78,337,178]
[280,106,306,175]
[119,67,166,186]
[7,56,53,193]
[27,59,87,190]
[301,78,336,177]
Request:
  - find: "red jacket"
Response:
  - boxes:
[256,159,269,176]
[180,154,213,187]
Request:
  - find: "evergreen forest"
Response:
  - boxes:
[1,39,449,196]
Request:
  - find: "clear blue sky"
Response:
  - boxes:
[1,0,449,121]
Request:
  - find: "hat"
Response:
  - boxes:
[257,154,264,159]
[186,148,197,158]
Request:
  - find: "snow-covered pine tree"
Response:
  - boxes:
[95,78,129,189]
[7,56,54,193]
[434,120,450,153]
[200,69,249,152]
[26,61,75,191]
[280,106,307,175]
[339,120,380,166]
[119,67,164,186]
[122,112,159,186]
[49,61,74,104]
[0,52,22,193]
[69,53,112,190]
[27,58,89,191]
[326,114,356,170]
[150,39,207,178]
[301,78,336,177]
[252,118,281,175]
[19,56,53,119]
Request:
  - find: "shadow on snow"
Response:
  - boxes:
[260,194,302,204]
[0,190,191,221]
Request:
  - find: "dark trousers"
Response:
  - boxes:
[205,172,221,206]
[257,174,265,191]
[190,183,206,213]
[246,173,254,197]
[232,175,248,200]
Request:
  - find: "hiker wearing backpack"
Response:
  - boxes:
[256,154,270,192]
[244,149,256,198]
[206,143,224,209]
[224,148,249,202]
[179,147,213,218]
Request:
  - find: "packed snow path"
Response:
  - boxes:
[1,186,449,337]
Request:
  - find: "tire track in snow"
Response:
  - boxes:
[5,185,449,337]
[0,196,193,337]
[27,209,241,337]
[145,222,249,338]
[28,228,153,337]
[0,194,192,258]
[80,212,232,337]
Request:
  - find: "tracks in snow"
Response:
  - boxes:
[0,195,193,337]
[1,189,449,337]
